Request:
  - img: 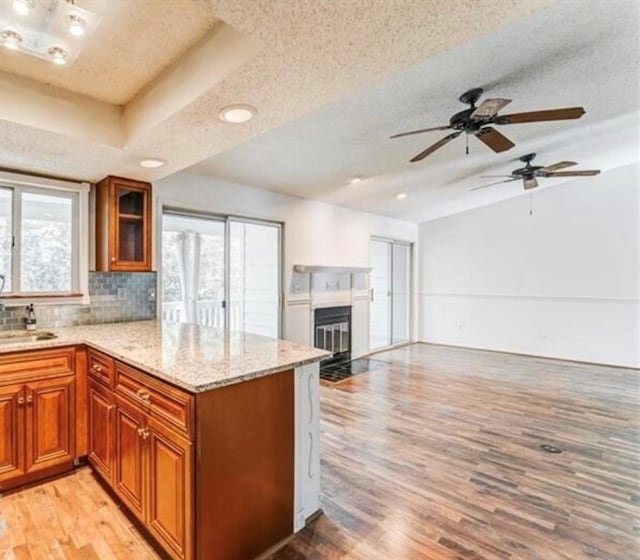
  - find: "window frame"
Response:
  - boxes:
[0,170,90,304]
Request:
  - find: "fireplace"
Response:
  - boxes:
[314,306,351,365]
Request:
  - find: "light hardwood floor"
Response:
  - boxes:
[1,343,638,559]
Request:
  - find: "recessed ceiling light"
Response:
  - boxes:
[218,104,257,124]
[139,158,166,168]
[349,176,364,185]
[12,0,31,16]
[48,46,68,65]
[69,14,87,37]
[395,192,408,200]
[1,30,22,51]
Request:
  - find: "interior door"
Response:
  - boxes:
[114,397,146,521]
[25,376,75,473]
[369,239,392,350]
[0,384,25,481]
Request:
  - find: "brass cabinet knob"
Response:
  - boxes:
[17,397,25,405]
[26,395,33,404]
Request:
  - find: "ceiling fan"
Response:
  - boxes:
[390,87,585,162]
[471,153,601,191]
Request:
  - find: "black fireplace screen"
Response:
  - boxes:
[314,306,351,364]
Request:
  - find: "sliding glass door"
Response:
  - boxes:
[161,210,281,338]
[369,238,411,350]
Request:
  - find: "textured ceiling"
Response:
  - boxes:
[0,0,554,187]
[0,0,219,104]
[193,0,640,222]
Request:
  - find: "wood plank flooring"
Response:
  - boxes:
[1,343,638,559]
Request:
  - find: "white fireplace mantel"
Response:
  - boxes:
[293,264,371,274]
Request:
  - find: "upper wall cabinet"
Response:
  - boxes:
[95,176,152,272]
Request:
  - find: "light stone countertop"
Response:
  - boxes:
[0,321,330,393]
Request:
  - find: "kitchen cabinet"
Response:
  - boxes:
[0,348,77,489]
[95,176,152,272]
[25,376,75,473]
[0,384,25,482]
[88,380,114,484]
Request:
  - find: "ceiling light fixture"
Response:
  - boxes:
[139,158,166,168]
[218,104,257,124]
[395,192,408,200]
[349,176,364,185]
[12,0,31,16]
[68,13,87,36]
[1,29,22,51]
[48,45,68,65]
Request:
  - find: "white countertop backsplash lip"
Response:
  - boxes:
[0,320,330,393]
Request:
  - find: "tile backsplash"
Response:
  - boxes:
[0,272,157,331]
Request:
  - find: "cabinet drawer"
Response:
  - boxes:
[88,349,114,388]
[115,361,193,438]
[0,347,75,385]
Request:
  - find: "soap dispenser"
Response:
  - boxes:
[25,304,37,331]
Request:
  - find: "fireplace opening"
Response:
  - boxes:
[314,306,351,366]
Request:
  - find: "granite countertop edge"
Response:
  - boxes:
[0,323,330,393]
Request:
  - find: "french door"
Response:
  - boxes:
[369,238,411,350]
[161,210,281,338]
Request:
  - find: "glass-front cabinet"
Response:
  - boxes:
[95,176,152,271]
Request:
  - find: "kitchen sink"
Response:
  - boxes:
[0,330,58,344]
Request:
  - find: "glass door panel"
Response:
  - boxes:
[162,213,226,327]
[229,221,280,338]
[117,187,145,262]
[392,243,411,344]
[369,239,392,350]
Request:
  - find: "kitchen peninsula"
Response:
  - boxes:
[0,320,329,560]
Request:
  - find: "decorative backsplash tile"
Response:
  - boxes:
[0,272,157,330]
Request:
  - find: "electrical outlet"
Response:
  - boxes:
[148,288,156,302]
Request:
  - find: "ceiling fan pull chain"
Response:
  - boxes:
[465,134,469,155]
[529,192,533,216]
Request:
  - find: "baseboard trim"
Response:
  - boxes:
[416,340,639,371]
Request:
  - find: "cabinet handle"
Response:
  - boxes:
[136,389,150,401]
[111,257,116,262]
[18,397,25,405]
[91,364,103,373]
[137,427,150,440]
[26,395,33,404]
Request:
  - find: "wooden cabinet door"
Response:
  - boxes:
[147,420,193,560]
[25,376,75,473]
[110,178,151,272]
[0,384,25,482]
[114,397,146,521]
[88,381,114,483]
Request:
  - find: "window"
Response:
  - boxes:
[0,172,88,298]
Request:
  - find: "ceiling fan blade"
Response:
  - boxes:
[410,131,462,162]
[475,127,515,153]
[470,178,518,191]
[479,175,514,178]
[390,125,452,139]
[470,98,511,120]
[540,161,578,173]
[495,107,585,125]
[545,170,601,177]
[523,177,538,190]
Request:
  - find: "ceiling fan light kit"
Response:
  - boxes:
[390,87,586,163]
[0,0,101,66]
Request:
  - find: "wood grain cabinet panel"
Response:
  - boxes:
[114,397,146,521]
[88,380,114,484]
[0,385,25,482]
[95,176,152,272]
[147,421,193,560]
[25,376,75,473]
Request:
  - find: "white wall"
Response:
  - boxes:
[155,170,418,349]
[418,163,640,368]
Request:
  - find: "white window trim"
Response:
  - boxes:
[0,170,90,305]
